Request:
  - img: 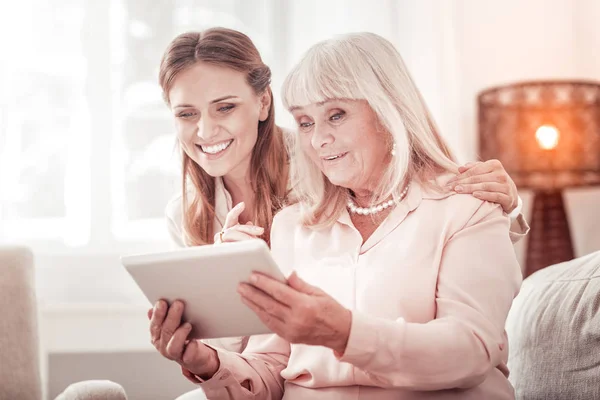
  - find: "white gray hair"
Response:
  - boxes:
[282,32,458,227]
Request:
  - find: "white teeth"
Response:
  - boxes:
[201,140,233,154]
[325,153,344,160]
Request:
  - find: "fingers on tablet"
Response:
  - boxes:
[159,301,185,354]
[234,225,264,235]
[166,322,192,360]
[222,229,261,243]
[224,202,245,229]
[149,301,167,345]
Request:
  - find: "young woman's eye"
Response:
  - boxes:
[177,111,196,119]
[217,105,235,113]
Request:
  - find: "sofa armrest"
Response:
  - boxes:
[54,380,127,400]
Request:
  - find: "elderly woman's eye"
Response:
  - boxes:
[298,120,314,130]
[330,111,345,121]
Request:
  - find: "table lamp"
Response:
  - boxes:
[478,80,600,277]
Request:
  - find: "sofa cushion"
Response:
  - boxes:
[0,246,42,400]
[506,250,600,400]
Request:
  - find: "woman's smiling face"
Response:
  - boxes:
[291,99,390,194]
[168,62,269,178]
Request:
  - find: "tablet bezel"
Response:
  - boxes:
[121,239,286,339]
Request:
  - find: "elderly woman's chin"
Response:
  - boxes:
[320,161,377,192]
[323,171,361,191]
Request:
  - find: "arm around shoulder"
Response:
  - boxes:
[507,196,530,244]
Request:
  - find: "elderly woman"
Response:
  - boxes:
[150,32,522,399]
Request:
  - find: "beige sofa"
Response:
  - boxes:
[0,245,127,400]
[506,250,600,399]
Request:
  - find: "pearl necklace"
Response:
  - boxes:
[347,184,410,215]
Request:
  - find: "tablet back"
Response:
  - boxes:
[122,239,286,339]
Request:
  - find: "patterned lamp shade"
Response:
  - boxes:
[478,80,600,190]
[478,80,600,276]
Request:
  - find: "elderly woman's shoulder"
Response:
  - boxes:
[449,192,503,221]
[273,203,302,227]
[270,204,303,251]
[423,174,505,222]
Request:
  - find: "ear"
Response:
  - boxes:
[258,91,272,122]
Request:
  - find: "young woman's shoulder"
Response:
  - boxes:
[165,193,185,248]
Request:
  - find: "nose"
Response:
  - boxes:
[311,122,334,150]
[196,116,219,142]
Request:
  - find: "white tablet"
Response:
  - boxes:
[121,239,287,340]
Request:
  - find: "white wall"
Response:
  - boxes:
[444,0,600,162]
[575,0,600,78]
[453,0,581,161]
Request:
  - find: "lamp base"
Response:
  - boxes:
[525,190,575,277]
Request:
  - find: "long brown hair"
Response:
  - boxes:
[159,28,289,245]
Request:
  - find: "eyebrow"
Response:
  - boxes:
[289,98,346,112]
[173,95,240,109]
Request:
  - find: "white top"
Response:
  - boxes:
[194,175,523,399]
[165,177,233,248]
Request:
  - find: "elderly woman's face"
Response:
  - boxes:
[291,99,390,194]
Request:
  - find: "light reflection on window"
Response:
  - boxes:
[0,0,90,245]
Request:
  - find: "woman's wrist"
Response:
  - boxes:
[331,308,352,356]
[192,346,221,381]
[507,196,523,220]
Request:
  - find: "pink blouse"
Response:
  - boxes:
[192,175,523,399]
